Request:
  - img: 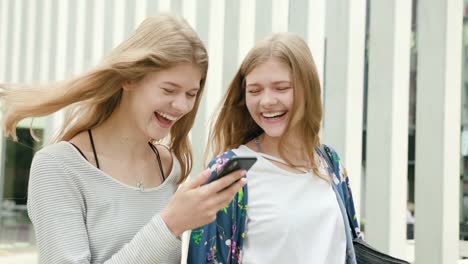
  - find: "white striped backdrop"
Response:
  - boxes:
[0,0,463,263]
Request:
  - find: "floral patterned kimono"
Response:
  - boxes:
[187,145,362,264]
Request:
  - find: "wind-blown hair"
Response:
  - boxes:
[0,14,208,183]
[207,32,327,181]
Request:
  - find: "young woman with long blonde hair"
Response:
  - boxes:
[1,14,246,264]
[187,33,361,264]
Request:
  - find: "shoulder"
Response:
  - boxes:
[34,142,76,163]
[31,142,88,184]
[321,144,341,163]
[319,144,348,183]
[29,143,81,192]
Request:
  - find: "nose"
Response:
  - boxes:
[259,89,278,107]
[171,94,193,114]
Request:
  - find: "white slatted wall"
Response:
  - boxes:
[0,1,463,263]
[0,0,325,166]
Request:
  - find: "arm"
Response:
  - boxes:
[340,161,362,239]
[28,152,180,264]
[324,145,363,239]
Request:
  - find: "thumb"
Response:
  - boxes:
[182,169,211,190]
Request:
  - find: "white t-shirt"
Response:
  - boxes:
[233,145,346,264]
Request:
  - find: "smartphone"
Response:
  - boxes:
[215,156,258,180]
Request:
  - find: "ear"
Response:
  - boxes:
[122,79,138,91]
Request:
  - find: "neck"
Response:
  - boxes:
[259,133,306,160]
[92,106,153,160]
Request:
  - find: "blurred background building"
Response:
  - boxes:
[0,0,465,263]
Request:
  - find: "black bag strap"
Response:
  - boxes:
[317,145,359,240]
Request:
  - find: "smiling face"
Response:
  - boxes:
[123,62,202,140]
[245,58,294,139]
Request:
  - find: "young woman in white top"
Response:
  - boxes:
[187,33,361,263]
[0,14,246,264]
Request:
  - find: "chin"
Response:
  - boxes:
[261,128,286,139]
[147,128,169,141]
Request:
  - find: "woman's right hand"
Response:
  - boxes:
[160,169,247,237]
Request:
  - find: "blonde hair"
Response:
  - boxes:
[208,32,327,181]
[0,14,208,183]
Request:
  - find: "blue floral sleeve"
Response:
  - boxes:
[321,145,363,239]
[187,150,248,264]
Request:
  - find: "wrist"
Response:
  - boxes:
[160,209,183,237]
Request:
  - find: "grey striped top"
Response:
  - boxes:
[27,142,182,264]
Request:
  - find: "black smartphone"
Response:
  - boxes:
[215,156,258,180]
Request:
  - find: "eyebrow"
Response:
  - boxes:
[161,81,200,91]
[272,81,291,85]
[246,80,292,87]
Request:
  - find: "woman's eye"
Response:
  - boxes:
[161,88,174,94]
[187,92,197,98]
[247,89,260,94]
[277,86,291,91]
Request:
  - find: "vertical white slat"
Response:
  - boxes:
[103,0,115,53]
[221,0,240,90]
[182,0,197,28]
[190,0,210,175]
[307,0,326,87]
[288,0,308,37]
[64,0,77,78]
[170,0,182,15]
[323,0,367,217]
[91,0,105,66]
[181,0,196,147]
[31,0,44,81]
[205,0,225,121]
[0,0,9,211]
[158,0,170,12]
[47,0,59,81]
[39,0,54,142]
[134,0,147,27]
[39,0,52,81]
[124,0,136,38]
[271,0,289,32]
[11,0,23,82]
[414,0,463,263]
[73,0,86,74]
[146,0,158,17]
[82,0,95,69]
[0,0,10,81]
[17,0,29,82]
[113,0,126,47]
[44,0,66,139]
[24,0,37,82]
[3,0,14,82]
[255,0,272,41]
[365,0,412,259]
[238,0,255,64]
[54,0,69,80]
